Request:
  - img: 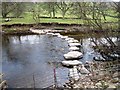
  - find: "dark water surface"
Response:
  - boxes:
[2,34,118,88]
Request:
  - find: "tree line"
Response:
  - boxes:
[1,2,119,18]
[1,2,120,30]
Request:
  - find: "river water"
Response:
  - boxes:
[2,34,118,88]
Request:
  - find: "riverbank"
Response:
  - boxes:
[63,60,119,89]
[2,23,119,35]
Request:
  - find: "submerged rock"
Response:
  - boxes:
[64,51,83,60]
[69,66,80,81]
[77,65,90,74]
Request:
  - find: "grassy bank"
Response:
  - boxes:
[1,11,118,25]
[1,11,119,35]
[2,17,118,25]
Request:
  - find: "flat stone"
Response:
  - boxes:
[69,43,81,47]
[78,65,90,74]
[46,33,54,35]
[68,39,79,43]
[65,38,74,41]
[64,51,83,60]
[69,46,80,51]
[60,36,68,39]
[54,33,60,35]
[62,60,82,66]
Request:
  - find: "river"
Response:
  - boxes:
[2,34,118,88]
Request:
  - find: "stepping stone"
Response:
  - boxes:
[68,39,79,43]
[69,66,80,81]
[46,33,54,35]
[62,60,83,66]
[64,51,83,60]
[54,33,61,36]
[69,43,81,47]
[69,46,80,51]
[65,38,74,41]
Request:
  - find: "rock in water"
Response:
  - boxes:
[68,39,79,43]
[60,36,68,39]
[65,38,74,41]
[46,33,54,35]
[78,65,90,74]
[64,51,83,60]
[69,66,80,81]
[62,60,82,66]
[69,46,80,51]
[69,43,81,47]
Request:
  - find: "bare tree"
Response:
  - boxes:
[2,2,16,18]
[43,2,57,18]
[32,2,41,25]
[113,2,120,30]
[71,2,108,30]
[2,2,25,18]
[12,2,25,18]
[56,2,73,19]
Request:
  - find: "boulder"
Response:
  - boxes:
[64,51,83,60]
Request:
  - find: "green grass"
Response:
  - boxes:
[2,17,84,25]
[1,11,118,25]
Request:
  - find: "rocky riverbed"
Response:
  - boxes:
[0,73,7,90]
[63,60,119,89]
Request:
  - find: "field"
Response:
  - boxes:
[1,12,118,25]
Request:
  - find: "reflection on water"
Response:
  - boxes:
[2,35,69,88]
[2,34,118,88]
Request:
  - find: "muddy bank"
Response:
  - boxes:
[2,23,119,35]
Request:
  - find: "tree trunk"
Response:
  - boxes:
[62,11,66,19]
[118,2,120,30]
[49,12,52,18]
[2,13,7,18]
[52,9,55,18]
[52,6,55,18]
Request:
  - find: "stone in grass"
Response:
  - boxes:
[64,51,83,60]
